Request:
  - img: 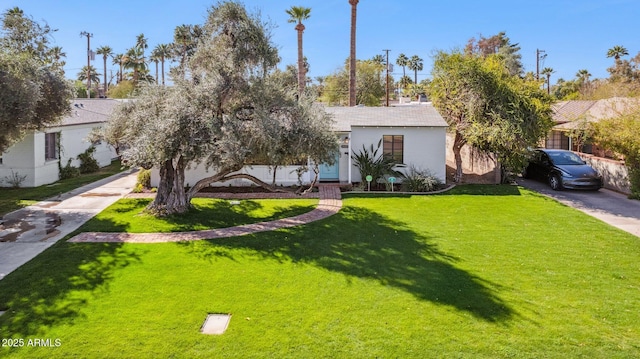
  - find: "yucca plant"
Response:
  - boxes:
[351,139,402,190]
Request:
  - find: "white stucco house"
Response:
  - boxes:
[0,99,119,187]
[155,104,449,187]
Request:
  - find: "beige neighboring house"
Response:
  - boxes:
[0,99,119,188]
[546,97,640,153]
[544,97,640,194]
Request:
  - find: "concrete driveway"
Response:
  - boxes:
[0,169,138,280]
[518,178,640,238]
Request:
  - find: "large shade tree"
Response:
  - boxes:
[286,5,311,97]
[320,58,385,106]
[0,7,73,153]
[104,1,337,215]
[429,50,553,182]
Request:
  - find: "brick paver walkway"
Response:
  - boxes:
[68,186,342,243]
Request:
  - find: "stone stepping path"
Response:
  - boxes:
[68,186,342,243]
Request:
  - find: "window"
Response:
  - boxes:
[45,132,59,161]
[383,135,404,164]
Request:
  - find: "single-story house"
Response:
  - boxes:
[545,97,640,153]
[0,99,119,187]
[154,104,449,187]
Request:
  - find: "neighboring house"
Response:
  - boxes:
[151,104,449,187]
[544,97,640,195]
[0,99,119,187]
[546,97,640,154]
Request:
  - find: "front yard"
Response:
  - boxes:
[0,186,638,358]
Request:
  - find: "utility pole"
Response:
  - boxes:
[383,49,391,107]
[536,48,546,81]
[80,31,93,99]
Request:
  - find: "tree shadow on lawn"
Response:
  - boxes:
[0,218,143,338]
[180,205,515,322]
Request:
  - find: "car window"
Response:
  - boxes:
[548,151,584,165]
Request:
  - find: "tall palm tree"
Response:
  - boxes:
[150,52,159,84]
[172,24,202,69]
[408,55,423,85]
[96,45,113,96]
[396,53,408,78]
[152,43,171,86]
[112,53,125,83]
[136,33,148,61]
[123,47,146,85]
[607,45,628,60]
[540,67,554,95]
[348,0,359,106]
[286,6,311,97]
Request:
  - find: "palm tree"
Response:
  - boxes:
[112,53,125,83]
[540,67,554,94]
[607,45,628,61]
[396,53,408,78]
[136,33,148,61]
[286,6,311,97]
[96,45,113,96]
[77,65,100,87]
[150,52,159,84]
[152,43,171,86]
[576,69,591,84]
[123,47,146,85]
[172,24,202,69]
[408,55,423,85]
[348,0,359,106]
[46,46,66,74]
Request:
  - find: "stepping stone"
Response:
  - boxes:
[200,313,231,335]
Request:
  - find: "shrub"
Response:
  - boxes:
[132,183,144,193]
[401,165,442,192]
[137,169,151,189]
[3,170,27,188]
[59,158,80,180]
[78,146,100,174]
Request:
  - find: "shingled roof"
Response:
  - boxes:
[324,104,448,132]
[59,99,121,127]
[553,97,640,131]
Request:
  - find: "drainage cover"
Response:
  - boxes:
[200,314,231,335]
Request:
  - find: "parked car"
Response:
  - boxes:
[523,149,603,191]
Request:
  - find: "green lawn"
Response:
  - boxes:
[0,160,125,216]
[1,185,639,358]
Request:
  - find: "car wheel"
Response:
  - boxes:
[549,174,562,191]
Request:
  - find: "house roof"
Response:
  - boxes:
[58,99,121,127]
[552,97,640,131]
[324,104,449,132]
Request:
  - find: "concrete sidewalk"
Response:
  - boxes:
[0,169,138,280]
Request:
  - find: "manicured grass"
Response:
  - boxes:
[1,185,639,358]
[83,197,319,232]
[0,160,125,216]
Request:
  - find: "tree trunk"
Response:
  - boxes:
[296,23,306,98]
[148,156,190,215]
[348,0,359,106]
[453,131,466,183]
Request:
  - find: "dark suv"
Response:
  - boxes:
[523,149,603,191]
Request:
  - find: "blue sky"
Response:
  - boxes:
[2,0,638,85]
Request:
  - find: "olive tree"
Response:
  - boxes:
[104,1,337,215]
[0,7,73,152]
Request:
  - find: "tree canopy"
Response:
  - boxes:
[0,7,73,153]
[104,1,337,215]
[429,50,553,182]
[320,58,385,106]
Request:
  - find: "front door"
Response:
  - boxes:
[319,153,340,181]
